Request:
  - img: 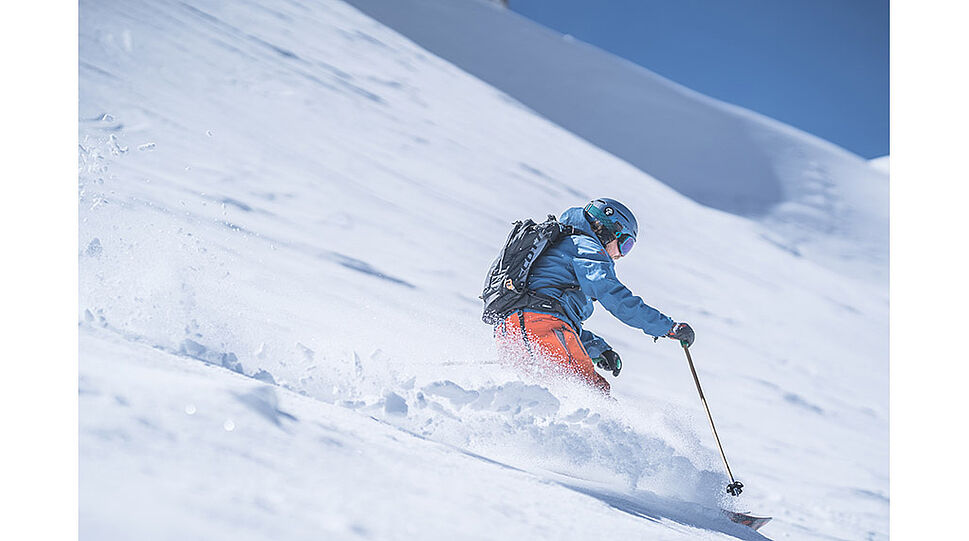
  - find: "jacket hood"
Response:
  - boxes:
[560,207,602,246]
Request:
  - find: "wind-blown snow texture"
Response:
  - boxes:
[79,1,888,540]
[346,0,889,283]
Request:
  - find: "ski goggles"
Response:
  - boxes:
[615,231,636,256]
[585,203,636,255]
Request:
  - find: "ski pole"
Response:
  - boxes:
[682,344,744,496]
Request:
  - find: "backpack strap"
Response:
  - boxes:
[560,224,592,238]
[517,311,534,356]
[514,223,588,320]
[538,224,590,297]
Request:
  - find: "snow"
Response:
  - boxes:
[870,156,890,173]
[84,330,741,541]
[345,0,889,283]
[79,0,888,539]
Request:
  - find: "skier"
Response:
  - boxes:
[490,198,695,394]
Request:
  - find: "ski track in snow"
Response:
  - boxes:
[79,0,888,539]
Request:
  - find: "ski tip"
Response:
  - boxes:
[724,510,772,531]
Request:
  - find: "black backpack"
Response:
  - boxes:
[481,215,589,324]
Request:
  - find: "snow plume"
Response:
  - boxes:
[307,348,728,506]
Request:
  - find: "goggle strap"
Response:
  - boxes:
[585,204,619,233]
[586,203,636,255]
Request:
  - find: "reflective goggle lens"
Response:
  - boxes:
[617,232,636,256]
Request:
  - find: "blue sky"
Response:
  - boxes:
[510,0,889,158]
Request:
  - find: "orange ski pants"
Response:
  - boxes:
[496,311,610,394]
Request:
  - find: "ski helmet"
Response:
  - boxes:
[584,198,638,255]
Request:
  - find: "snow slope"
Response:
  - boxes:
[345,0,889,283]
[84,329,759,541]
[870,156,890,174]
[79,0,888,539]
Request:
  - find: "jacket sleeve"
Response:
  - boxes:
[570,243,675,338]
[579,329,611,358]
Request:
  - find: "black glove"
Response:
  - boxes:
[595,350,622,377]
[668,322,695,348]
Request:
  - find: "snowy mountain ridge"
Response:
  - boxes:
[347,0,889,282]
[79,0,888,539]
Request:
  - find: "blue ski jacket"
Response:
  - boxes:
[525,207,675,358]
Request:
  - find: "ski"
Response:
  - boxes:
[724,510,772,531]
